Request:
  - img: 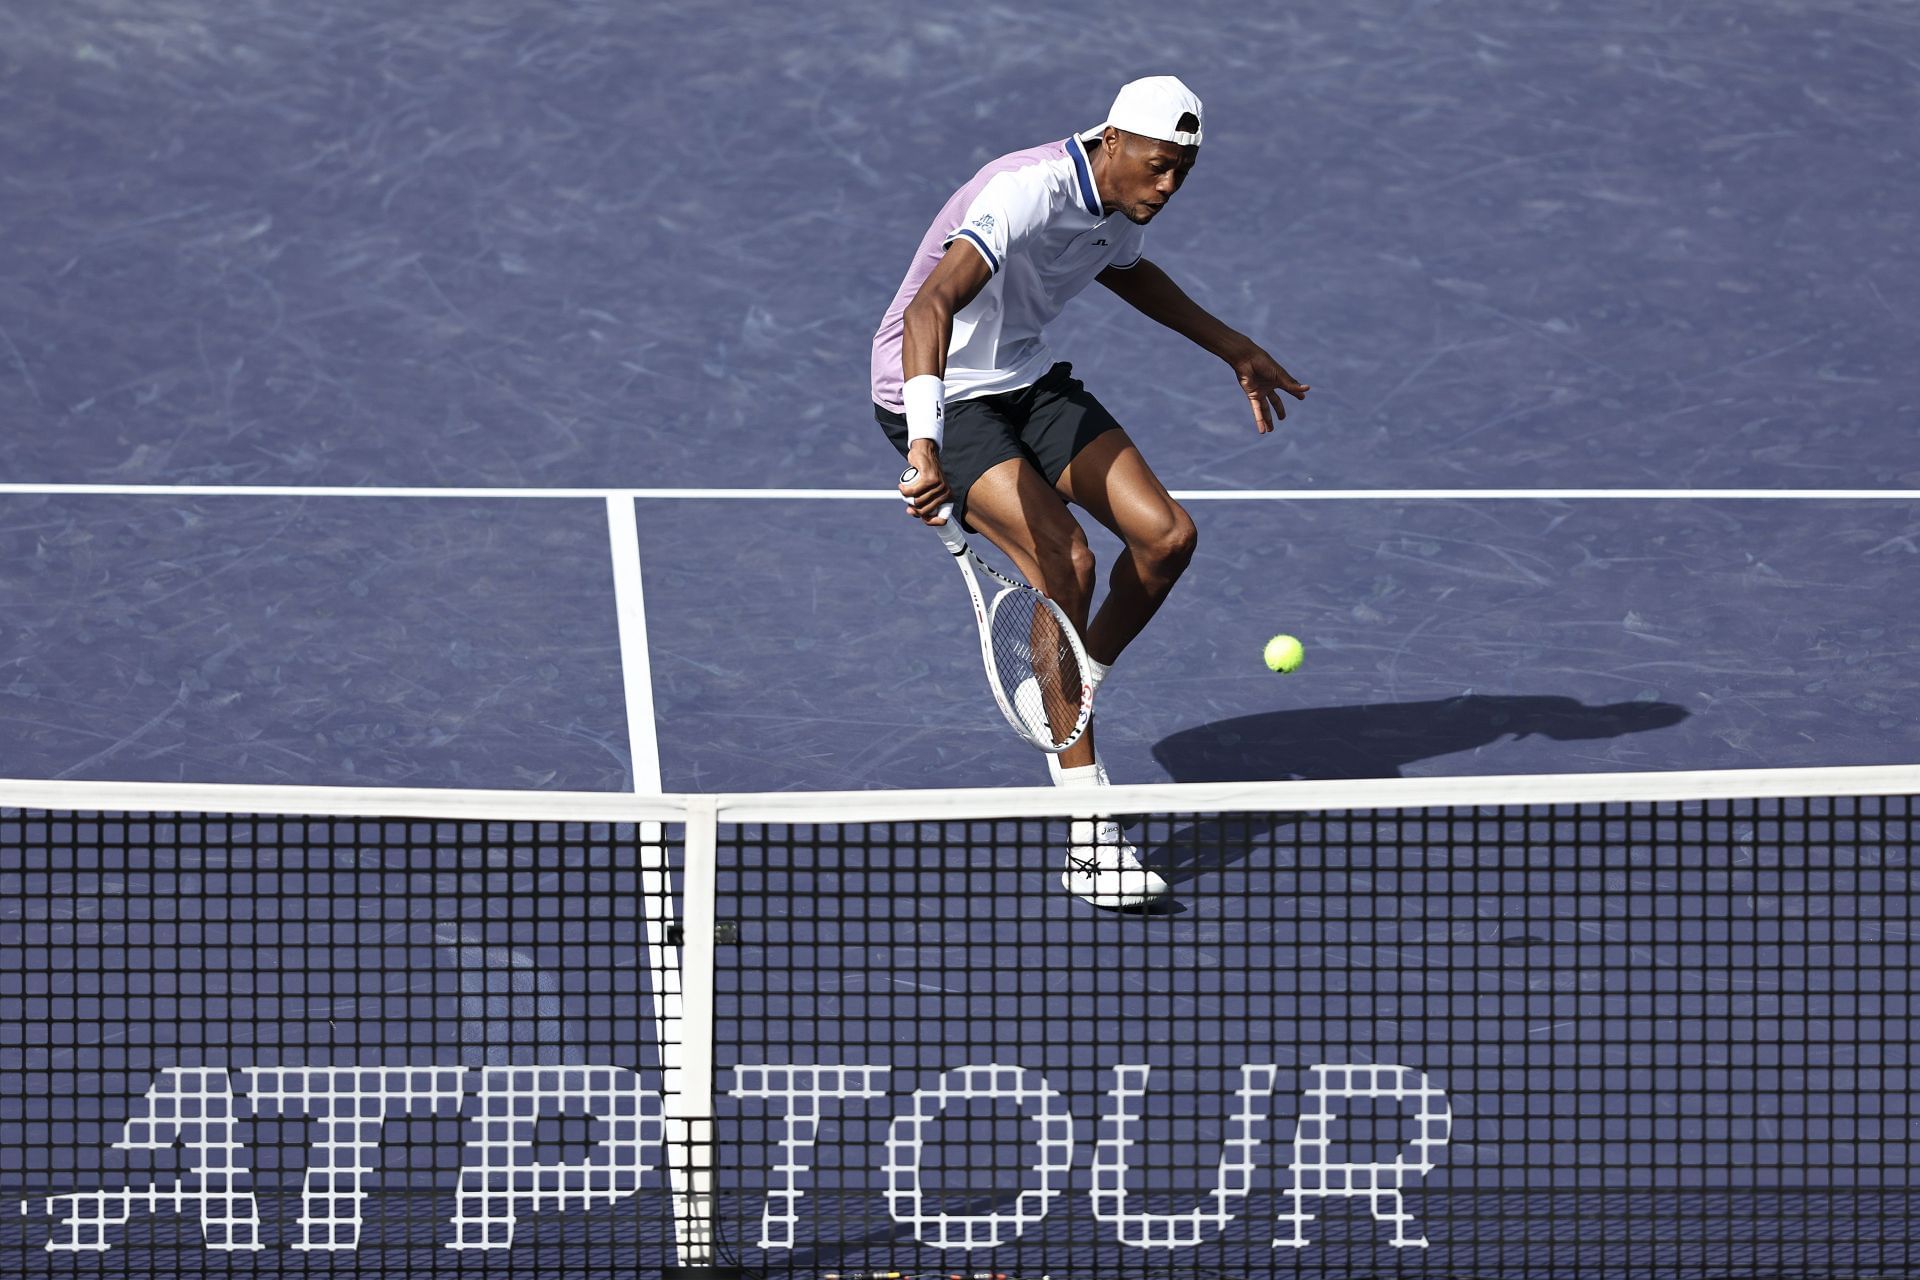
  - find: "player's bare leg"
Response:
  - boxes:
[1055,428,1197,666]
[963,453,1168,909]
[961,456,1101,771]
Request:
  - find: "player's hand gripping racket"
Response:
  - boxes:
[901,466,1094,753]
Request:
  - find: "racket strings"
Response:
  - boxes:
[989,588,1084,748]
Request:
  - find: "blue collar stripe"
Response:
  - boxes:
[1067,136,1100,216]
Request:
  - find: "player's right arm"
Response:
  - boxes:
[896,233,995,523]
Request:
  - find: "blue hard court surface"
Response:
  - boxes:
[1,1,1917,1275]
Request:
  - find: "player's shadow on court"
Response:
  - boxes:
[1144,694,1689,886]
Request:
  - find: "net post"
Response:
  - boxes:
[664,793,722,1273]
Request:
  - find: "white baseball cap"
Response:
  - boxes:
[1082,76,1204,148]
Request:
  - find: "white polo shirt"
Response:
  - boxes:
[870,134,1147,412]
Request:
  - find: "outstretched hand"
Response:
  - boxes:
[1232,344,1309,434]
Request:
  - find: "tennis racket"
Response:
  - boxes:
[901,467,1094,753]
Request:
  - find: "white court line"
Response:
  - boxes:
[604,495,663,793]
[602,496,704,1265]
[0,483,1916,501]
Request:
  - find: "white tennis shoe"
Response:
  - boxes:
[1062,816,1168,909]
[1049,757,1168,909]
[1023,679,1167,908]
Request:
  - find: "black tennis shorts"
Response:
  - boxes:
[876,362,1125,529]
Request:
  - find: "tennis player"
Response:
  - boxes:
[874,76,1308,908]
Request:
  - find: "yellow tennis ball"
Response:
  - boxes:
[1264,634,1304,673]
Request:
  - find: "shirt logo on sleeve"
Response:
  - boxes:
[972,214,995,231]
[1092,238,1109,246]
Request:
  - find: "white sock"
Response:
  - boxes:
[1087,657,1111,693]
[1048,744,1111,787]
[1051,762,1100,788]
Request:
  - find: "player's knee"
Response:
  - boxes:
[1140,507,1197,580]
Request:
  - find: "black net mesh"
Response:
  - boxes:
[0,812,688,1278]
[708,796,1919,1279]
[2,794,1916,1279]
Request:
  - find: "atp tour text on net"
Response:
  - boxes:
[24,1061,1452,1254]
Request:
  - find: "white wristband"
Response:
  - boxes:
[903,374,945,451]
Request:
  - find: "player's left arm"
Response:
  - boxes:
[1098,257,1309,434]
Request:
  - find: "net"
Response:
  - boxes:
[2,769,1918,1280]
[0,800,694,1280]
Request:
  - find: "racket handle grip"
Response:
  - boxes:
[930,503,964,551]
